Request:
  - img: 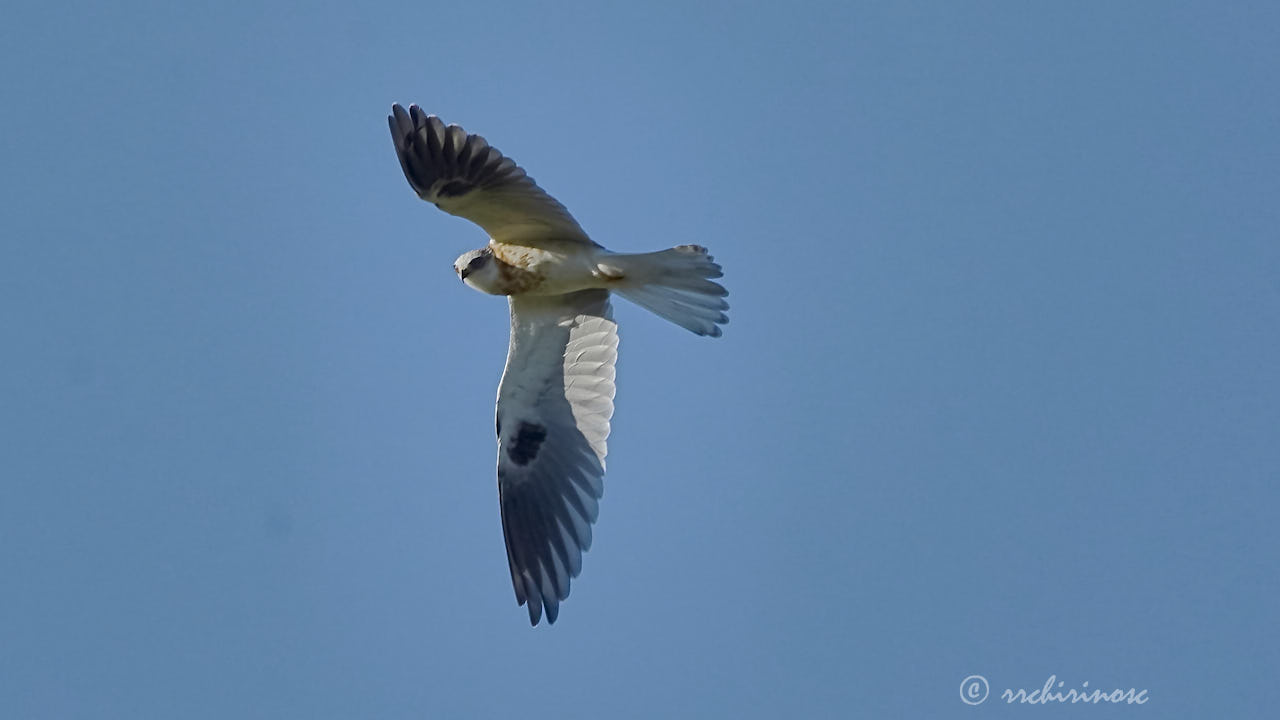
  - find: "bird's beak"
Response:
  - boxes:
[459,266,471,280]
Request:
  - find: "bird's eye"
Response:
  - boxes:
[469,256,487,270]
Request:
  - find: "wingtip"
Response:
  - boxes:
[389,104,415,150]
[525,597,559,626]
[389,103,443,134]
[389,102,409,126]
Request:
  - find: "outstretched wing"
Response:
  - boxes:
[388,103,593,247]
[496,290,618,625]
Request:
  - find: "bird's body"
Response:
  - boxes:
[388,103,727,625]
[461,240,604,296]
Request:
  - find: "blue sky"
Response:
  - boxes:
[2,1,1277,717]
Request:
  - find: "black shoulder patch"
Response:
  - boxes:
[436,180,474,198]
[507,421,547,466]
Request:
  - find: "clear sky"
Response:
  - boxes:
[2,1,1277,717]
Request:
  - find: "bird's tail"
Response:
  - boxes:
[603,245,729,337]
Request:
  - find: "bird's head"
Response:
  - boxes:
[454,247,502,294]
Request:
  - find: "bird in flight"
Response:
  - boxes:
[388,104,728,625]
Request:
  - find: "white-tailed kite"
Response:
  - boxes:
[388,103,728,625]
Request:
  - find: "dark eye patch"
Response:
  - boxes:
[468,255,487,270]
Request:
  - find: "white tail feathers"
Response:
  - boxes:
[604,245,729,337]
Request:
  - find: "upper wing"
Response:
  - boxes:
[388,103,594,247]
[495,290,618,625]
